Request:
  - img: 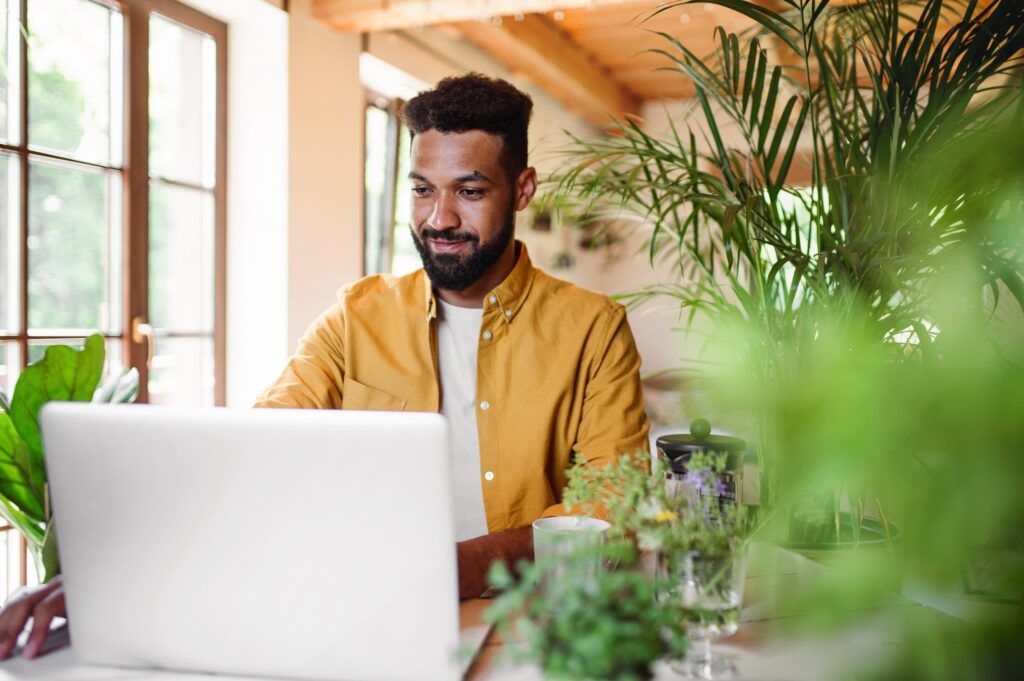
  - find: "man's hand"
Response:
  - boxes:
[0,576,66,660]
[456,526,533,599]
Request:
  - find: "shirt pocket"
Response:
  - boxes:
[341,376,408,412]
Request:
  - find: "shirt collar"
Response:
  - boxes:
[422,240,535,324]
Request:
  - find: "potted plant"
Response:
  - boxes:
[0,333,138,581]
[551,0,1024,548]
[484,450,752,680]
[485,539,688,681]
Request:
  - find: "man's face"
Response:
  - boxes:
[408,130,530,292]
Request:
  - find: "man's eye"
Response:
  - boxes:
[460,188,484,199]
[412,186,433,197]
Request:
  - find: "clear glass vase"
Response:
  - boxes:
[659,544,747,679]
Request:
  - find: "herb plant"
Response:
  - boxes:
[485,541,689,681]
[485,450,756,679]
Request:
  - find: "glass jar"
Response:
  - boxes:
[656,419,746,519]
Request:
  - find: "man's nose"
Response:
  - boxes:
[427,193,460,231]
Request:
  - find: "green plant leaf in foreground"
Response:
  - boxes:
[41,520,60,582]
[10,334,105,486]
[0,413,45,523]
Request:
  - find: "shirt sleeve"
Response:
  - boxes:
[541,303,651,518]
[254,302,347,409]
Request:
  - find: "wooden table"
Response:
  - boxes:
[462,543,952,680]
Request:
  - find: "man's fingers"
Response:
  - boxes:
[21,589,66,660]
[0,577,63,660]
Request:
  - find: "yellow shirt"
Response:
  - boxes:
[255,243,650,531]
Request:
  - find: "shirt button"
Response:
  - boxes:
[504,309,512,318]
[488,295,497,305]
[480,400,490,411]
[482,330,492,340]
[484,471,495,481]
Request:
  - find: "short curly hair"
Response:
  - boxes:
[402,73,533,182]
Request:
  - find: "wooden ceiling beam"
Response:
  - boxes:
[451,14,641,127]
[313,0,645,32]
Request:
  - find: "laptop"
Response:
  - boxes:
[40,403,488,681]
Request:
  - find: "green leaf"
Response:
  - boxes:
[0,413,45,522]
[680,0,803,53]
[10,334,106,485]
[41,520,60,582]
[0,494,44,546]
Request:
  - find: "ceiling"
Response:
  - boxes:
[311,0,764,126]
[310,1,987,127]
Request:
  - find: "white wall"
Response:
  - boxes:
[184,0,364,405]
[182,0,289,406]
[286,0,364,348]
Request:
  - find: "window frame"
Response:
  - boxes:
[0,0,227,588]
[127,0,227,405]
[0,0,227,404]
[363,91,404,277]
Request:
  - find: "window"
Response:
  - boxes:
[363,93,417,276]
[0,0,226,588]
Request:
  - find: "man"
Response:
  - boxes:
[0,73,648,659]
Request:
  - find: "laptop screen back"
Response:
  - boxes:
[40,403,460,681]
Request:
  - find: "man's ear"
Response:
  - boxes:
[514,167,538,211]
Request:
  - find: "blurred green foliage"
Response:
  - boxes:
[486,541,690,681]
[552,0,1023,676]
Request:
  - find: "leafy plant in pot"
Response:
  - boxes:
[484,451,752,679]
[0,333,138,582]
[485,540,688,681]
[551,0,1024,550]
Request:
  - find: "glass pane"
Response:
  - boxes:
[149,183,214,333]
[391,125,418,275]
[1,0,19,146]
[1,0,9,144]
[27,336,121,381]
[0,341,18,399]
[27,0,122,165]
[149,14,216,187]
[0,153,18,334]
[104,337,122,377]
[364,105,388,275]
[149,336,213,407]
[27,336,80,364]
[27,160,121,332]
[2,526,19,597]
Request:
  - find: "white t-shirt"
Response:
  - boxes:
[436,299,488,542]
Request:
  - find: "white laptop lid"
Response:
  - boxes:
[40,403,461,681]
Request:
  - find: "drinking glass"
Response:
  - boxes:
[532,516,610,595]
[660,544,747,679]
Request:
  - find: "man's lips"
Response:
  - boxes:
[428,237,473,253]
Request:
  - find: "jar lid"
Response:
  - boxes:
[656,419,746,472]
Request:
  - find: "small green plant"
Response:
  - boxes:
[563,449,751,557]
[485,540,689,681]
[0,333,138,580]
[485,451,755,679]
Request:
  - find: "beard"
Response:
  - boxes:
[410,201,516,291]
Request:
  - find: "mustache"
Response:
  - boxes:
[418,227,479,243]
